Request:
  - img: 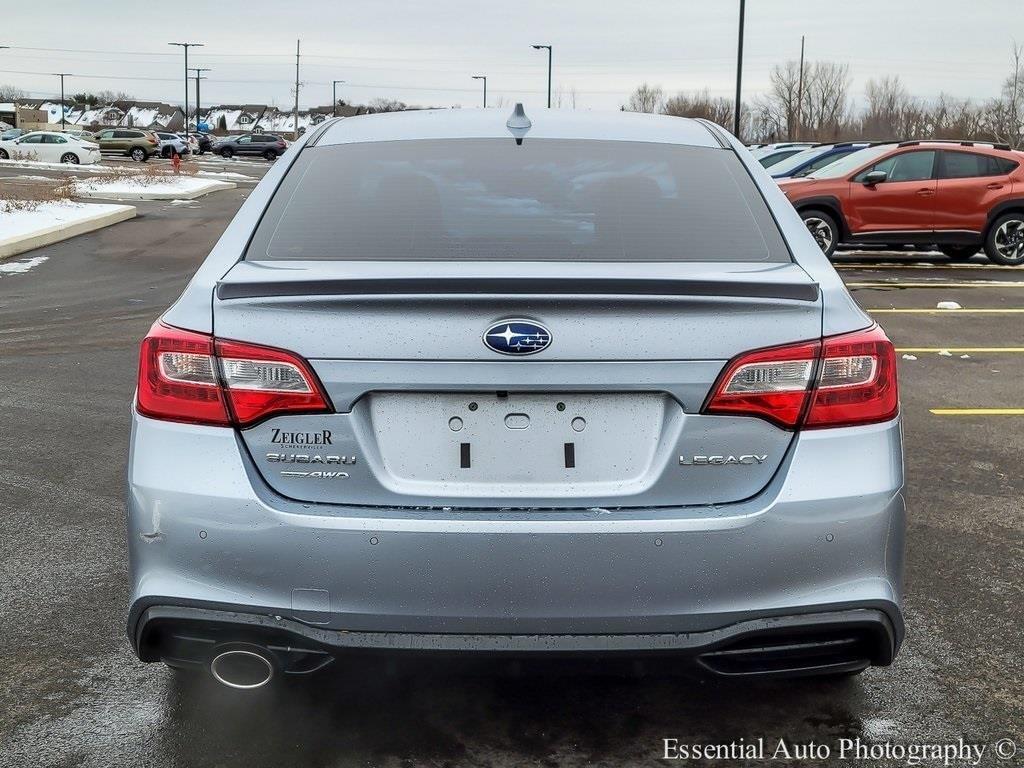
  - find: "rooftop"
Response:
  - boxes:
[315,108,722,148]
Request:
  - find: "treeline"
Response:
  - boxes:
[625,47,1024,147]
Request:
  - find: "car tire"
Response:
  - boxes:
[0,148,9,160]
[162,146,173,159]
[800,209,839,257]
[220,147,234,159]
[985,212,1024,265]
[938,245,978,262]
[131,147,147,162]
[60,152,80,164]
[262,149,277,161]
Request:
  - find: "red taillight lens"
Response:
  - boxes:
[704,325,898,430]
[137,323,229,426]
[136,322,330,428]
[215,338,330,426]
[805,325,899,428]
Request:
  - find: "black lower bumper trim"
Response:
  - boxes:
[134,605,896,678]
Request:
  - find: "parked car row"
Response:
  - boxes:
[0,127,287,164]
[757,139,1024,266]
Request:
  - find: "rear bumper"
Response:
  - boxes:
[127,412,906,662]
[133,604,897,677]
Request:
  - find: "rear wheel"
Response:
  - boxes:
[262,149,277,161]
[60,152,80,164]
[162,146,173,159]
[130,147,147,162]
[0,148,9,160]
[221,147,234,159]
[938,245,978,262]
[800,209,839,257]
[985,213,1024,265]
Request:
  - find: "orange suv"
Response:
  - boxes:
[778,140,1024,265]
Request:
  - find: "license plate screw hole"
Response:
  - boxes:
[468,402,478,411]
[556,402,566,412]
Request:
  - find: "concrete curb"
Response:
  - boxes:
[0,205,137,261]
[76,180,237,201]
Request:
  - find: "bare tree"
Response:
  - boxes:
[625,83,664,113]
[0,84,26,101]
[368,98,409,113]
[986,43,1024,147]
[662,89,748,134]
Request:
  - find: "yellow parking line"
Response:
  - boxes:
[868,308,1024,313]
[849,282,1024,288]
[930,408,1024,415]
[896,347,1024,353]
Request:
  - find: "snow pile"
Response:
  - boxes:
[936,301,962,310]
[0,255,48,277]
[75,175,234,200]
[0,201,129,241]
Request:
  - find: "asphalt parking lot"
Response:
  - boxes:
[0,184,1022,767]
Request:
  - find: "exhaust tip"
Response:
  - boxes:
[210,648,274,689]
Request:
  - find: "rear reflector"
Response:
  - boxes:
[705,325,898,429]
[137,322,330,427]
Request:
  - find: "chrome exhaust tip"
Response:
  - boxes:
[210,648,274,689]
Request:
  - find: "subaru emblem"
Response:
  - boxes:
[483,319,551,356]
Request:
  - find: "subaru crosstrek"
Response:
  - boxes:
[128,108,905,689]
[779,140,1024,264]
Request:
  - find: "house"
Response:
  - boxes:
[200,104,269,134]
[120,101,185,131]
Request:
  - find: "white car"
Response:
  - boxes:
[155,131,191,158]
[0,130,101,165]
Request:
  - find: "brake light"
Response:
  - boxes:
[704,325,898,429]
[137,322,330,427]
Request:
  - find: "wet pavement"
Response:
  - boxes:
[0,188,1021,766]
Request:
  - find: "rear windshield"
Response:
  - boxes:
[247,138,789,262]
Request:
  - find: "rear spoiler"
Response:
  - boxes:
[216,275,820,302]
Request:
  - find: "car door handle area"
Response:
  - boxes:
[916,188,936,196]
[986,183,1004,190]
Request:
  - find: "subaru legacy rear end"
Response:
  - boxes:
[127,108,904,688]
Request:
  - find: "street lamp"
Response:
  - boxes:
[53,73,71,129]
[332,80,345,117]
[471,75,487,108]
[531,45,552,108]
[733,0,745,139]
[189,67,210,132]
[169,42,203,143]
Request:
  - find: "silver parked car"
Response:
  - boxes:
[128,107,905,688]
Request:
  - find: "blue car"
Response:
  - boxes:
[768,142,875,179]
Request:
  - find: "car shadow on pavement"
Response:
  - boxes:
[162,657,867,766]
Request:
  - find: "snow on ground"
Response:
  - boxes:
[74,176,234,200]
[196,170,256,181]
[0,202,129,241]
[0,255,48,277]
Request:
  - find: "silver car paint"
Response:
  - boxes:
[131,110,903,651]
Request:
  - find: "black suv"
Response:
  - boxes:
[216,133,287,160]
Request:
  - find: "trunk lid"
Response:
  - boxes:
[214,260,821,509]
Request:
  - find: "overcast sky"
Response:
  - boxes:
[2,1,1022,112]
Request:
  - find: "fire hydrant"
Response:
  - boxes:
[171,152,181,174]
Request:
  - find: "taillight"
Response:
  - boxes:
[704,325,898,430]
[136,322,330,428]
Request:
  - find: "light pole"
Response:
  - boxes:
[54,73,71,129]
[471,75,487,108]
[169,42,203,143]
[189,67,210,132]
[531,44,552,108]
[733,0,745,139]
[332,80,345,117]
